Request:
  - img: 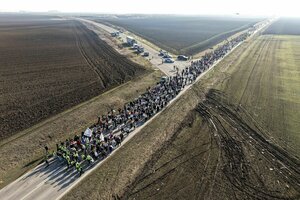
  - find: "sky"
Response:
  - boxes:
[1,0,300,17]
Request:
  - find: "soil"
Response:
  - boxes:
[123,90,300,200]
[0,16,146,139]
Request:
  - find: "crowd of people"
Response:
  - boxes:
[46,30,253,176]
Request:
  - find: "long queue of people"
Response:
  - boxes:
[46,30,252,176]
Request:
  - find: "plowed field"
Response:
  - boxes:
[0,15,145,139]
[96,15,261,55]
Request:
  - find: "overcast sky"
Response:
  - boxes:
[1,0,299,17]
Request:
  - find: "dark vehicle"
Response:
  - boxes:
[143,52,149,56]
[111,31,120,37]
[177,55,188,61]
[163,54,173,59]
[164,58,174,63]
[137,46,144,53]
[159,50,167,56]
[160,76,169,83]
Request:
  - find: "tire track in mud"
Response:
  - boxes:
[195,124,216,200]
[72,21,107,88]
[209,91,300,178]
[121,112,214,199]
[122,111,223,200]
[207,122,222,200]
[196,89,300,199]
[71,21,145,91]
[121,90,300,199]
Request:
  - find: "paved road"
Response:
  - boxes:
[0,18,273,200]
[77,18,191,76]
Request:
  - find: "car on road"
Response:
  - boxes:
[163,54,173,59]
[137,46,144,53]
[143,52,149,56]
[159,50,168,56]
[164,58,174,63]
[177,55,188,61]
[160,76,169,83]
[159,50,164,55]
[133,44,139,49]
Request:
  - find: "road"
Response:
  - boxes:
[76,18,273,76]
[77,18,191,76]
[0,18,273,200]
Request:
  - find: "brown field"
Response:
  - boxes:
[63,35,300,200]
[96,15,261,55]
[122,35,300,200]
[0,15,146,139]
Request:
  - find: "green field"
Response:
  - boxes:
[219,35,300,151]
[63,35,300,199]
[95,15,261,55]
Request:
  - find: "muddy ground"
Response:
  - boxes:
[123,90,300,200]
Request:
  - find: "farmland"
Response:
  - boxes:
[94,15,262,55]
[0,15,146,139]
[122,35,300,200]
[63,35,300,199]
[264,18,300,35]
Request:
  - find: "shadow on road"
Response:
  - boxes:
[19,154,109,192]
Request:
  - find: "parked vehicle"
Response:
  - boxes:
[159,50,167,56]
[163,54,173,59]
[132,44,139,49]
[137,46,144,53]
[160,76,169,83]
[177,55,188,61]
[143,52,149,56]
[126,36,137,46]
[111,31,120,37]
[164,58,174,63]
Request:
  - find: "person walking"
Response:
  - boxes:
[75,162,83,176]
[44,146,50,168]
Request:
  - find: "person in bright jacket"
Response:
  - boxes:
[75,162,83,176]
[86,154,94,164]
